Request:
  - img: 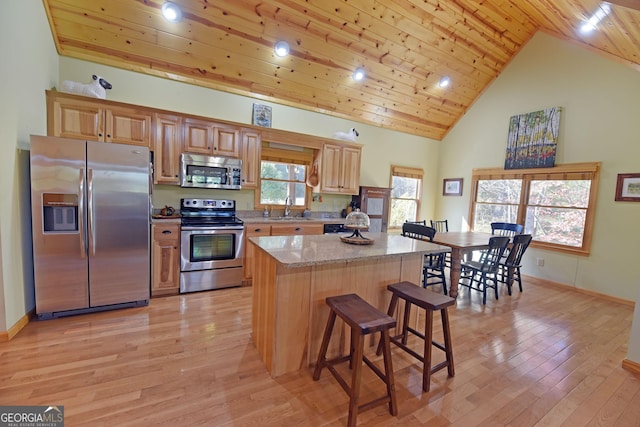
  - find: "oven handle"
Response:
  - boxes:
[181,226,245,231]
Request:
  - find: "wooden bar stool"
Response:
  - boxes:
[377,281,455,392]
[313,293,398,427]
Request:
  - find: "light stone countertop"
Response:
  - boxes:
[249,232,451,268]
[150,217,181,224]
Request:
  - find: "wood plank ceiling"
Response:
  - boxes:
[42,0,640,140]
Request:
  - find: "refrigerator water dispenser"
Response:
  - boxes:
[42,193,78,232]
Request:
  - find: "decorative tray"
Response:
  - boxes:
[340,236,375,245]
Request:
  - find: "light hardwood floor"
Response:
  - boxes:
[1,278,639,426]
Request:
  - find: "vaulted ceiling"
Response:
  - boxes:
[43,0,640,140]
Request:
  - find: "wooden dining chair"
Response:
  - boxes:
[430,220,449,233]
[490,222,524,236]
[430,220,450,266]
[459,236,510,304]
[401,223,448,295]
[490,222,524,262]
[498,234,532,294]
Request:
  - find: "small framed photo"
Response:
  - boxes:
[443,178,463,196]
[252,103,272,127]
[615,173,640,201]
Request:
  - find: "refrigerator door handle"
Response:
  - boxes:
[78,167,87,258]
[87,168,96,256]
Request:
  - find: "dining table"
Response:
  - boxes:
[430,231,494,298]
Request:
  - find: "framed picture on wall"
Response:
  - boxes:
[615,173,640,201]
[252,103,272,127]
[443,178,463,196]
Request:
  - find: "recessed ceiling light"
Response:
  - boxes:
[162,2,182,23]
[274,41,290,57]
[352,68,365,81]
[579,3,611,34]
[439,76,451,88]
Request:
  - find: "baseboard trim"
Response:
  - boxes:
[622,359,640,375]
[0,310,34,342]
[523,275,634,307]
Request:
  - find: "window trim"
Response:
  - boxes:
[468,162,601,256]
[254,143,314,211]
[389,165,424,229]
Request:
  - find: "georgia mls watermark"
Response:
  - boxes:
[0,406,64,427]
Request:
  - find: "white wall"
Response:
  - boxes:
[0,1,58,330]
[0,13,440,333]
[627,288,640,364]
[438,32,640,301]
[3,5,639,340]
[59,56,442,215]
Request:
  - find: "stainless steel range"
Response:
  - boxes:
[180,198,244,293]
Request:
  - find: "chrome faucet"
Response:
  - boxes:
[284,196,292,217]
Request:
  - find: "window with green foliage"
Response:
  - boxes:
[389,165,423,228]
[260,161,307,207]
[470,163,600,254]
[257,143,313,209]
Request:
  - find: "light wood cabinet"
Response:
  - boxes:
[151,224,180,297]
[243,222,324,282]
[154,113,182,185]
[270,223,324,236]
[240,129,261,188]
[244,225,272,282]
[183,117,240,157]
[47,92,152,147]
[320,143,361,195]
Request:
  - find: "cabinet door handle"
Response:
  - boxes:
[162,230,172,234]
[254,228,262,232]
[295,227,302,231]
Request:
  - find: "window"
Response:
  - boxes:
[257,143,313,209]
[469,163,600,255]
[260,161,306,206]
[389,165,423,228]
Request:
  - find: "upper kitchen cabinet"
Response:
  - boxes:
[183,117,240,158]
[240,128,261,188]
[154,113,182,185]
[47,91,151,147]
[320,143,361,195]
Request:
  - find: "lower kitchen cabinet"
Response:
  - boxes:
[270,223,324,236]
[243,225,272,283]
[243,222,324,283]
[151,223,180,297]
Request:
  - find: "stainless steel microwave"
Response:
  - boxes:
[180,153,242,190]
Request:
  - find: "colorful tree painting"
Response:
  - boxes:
[505,107,561,169]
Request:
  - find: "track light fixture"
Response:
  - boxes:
[274,41,290,57]
[352,68,365,81]
[162,2,182,23]
[579,3,611,34]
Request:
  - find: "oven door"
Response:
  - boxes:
[180,226,244,272]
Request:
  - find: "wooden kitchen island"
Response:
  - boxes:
[249,232,450,377]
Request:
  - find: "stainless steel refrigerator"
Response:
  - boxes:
[30,135,151,319]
